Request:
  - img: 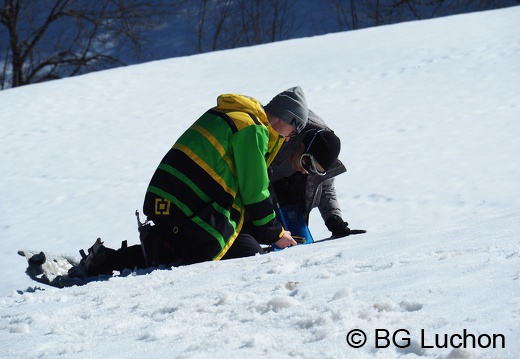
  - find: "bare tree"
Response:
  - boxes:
[325,0,372,31]
[0,0,186,89]
[375,0,520,24]
[325,0,519,34]
[192,0,299,53]
[195,0,234,52]
[236,0,297,45]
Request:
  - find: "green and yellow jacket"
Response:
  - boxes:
[143,93,285,262]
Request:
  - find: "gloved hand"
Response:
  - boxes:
[325,215,366,238]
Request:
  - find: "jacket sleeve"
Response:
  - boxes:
[318,177,342,221]
[232,125,284,244]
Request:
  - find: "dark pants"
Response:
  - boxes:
[101,229,264,275]
[221,233,265,260]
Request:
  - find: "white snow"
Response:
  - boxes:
[1,7,520,359]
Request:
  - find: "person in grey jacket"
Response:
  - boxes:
[270,110,365,238]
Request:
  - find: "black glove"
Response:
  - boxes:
[325,215,366,238]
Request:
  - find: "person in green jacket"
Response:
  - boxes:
[77,87,309,276]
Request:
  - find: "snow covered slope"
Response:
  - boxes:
[1,7,519,359]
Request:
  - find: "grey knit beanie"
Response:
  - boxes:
[264,86,309,133]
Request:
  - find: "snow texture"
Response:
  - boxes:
[1,7,519,359]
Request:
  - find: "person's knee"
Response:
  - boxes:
[222,234,263,260]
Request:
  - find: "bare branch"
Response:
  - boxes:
[1,0,188,88]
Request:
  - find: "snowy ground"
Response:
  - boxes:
[1,6,519,359]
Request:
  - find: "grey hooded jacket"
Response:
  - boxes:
[270,109,346,222]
